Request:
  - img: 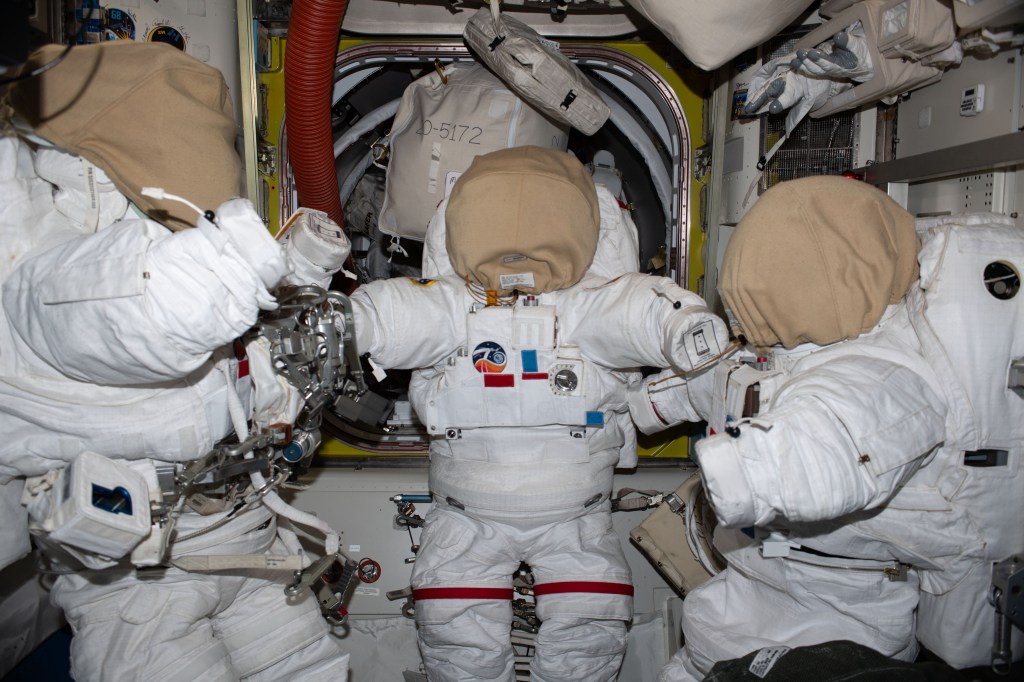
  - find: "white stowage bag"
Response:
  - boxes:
[463,3,611,135]
[621,0,816,71]
[791,0,945,119]
[377,61,568,241]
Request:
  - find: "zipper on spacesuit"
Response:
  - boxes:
[785,544,910,580]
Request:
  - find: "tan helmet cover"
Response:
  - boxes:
[720,176,918,349]
[8,42,241,231]
[445,146,599,295]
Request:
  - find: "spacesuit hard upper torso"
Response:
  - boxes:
[352,175,719,521]
[410,287,636,519]
[0,149,254,485]
[352,269,722,518]
[688,213,1024,669]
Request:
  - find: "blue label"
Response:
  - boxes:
[520,350,539,374]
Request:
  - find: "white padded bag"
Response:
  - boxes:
[795,0,944,118]
[378,61,568,240]
[622,0,816,71]
[464,3,610,135]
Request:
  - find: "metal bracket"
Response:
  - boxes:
[256,140,276,177]
[177,428,283,489]
[1008,358,1024,391]
[991,554,1024,673]
[285,553,359,626]
[664,492,685,514]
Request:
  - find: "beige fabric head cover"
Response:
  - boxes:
[720,176,918,349]
[8,42,241,231]
[445,146,599,294]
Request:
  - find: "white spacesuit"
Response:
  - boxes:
[629,176,1024,679]
[349,145,729,681]
[0,42,353,680]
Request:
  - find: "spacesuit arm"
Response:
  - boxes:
[573,273,730,371]
[279,208,353,289]
[695,355,946,528]
[349,277,463,369]
[2,203,287,385]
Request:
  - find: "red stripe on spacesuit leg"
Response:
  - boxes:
[412,587,514,600]
[532,582,635,596]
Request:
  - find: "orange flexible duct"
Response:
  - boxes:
[284,0,349,229]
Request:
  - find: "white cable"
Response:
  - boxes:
[220,361,250,439]
[140,187,205,220]
[276,524,310,568]
[249,471,341,556]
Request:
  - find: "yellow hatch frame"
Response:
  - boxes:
[251,37,709,459]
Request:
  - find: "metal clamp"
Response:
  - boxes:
[285,553,359,626]
[664,492,685,514]
[991,554,1024,674]
[433,58,448,85]
[386,585,415,619]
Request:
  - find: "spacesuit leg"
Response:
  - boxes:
[211,542,349,681]
[52,568,240,682]
[527,505,633,682]
[410,501,520,682]
[51,504,347,681]
[660,541,920,681]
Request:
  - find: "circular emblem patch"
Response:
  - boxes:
[149,25,186,51]
[472,341,507,373]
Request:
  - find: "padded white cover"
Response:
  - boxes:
[464,5,611,135]
[622,0,816,71]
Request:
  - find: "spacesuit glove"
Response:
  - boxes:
[743,56,849,136]
[628,364,715,435]
[213,198,291,292]
[281,207,353,289]
[794,24,874,82]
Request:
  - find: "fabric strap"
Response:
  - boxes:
[412,587,514,601]
[533,582,634,597]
